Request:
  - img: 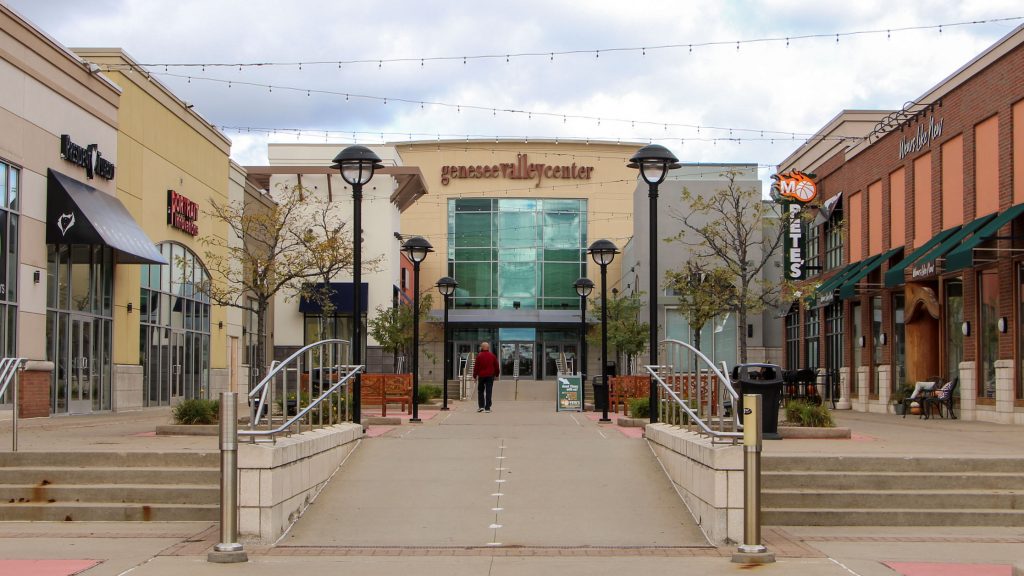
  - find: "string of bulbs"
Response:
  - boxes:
[103,16,1022,71]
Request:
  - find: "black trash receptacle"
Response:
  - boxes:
[732,363,784,440]
[592,376,608,411]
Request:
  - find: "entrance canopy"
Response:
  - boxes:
[945,202,1024,272]
[46,169,166,265]
[884,226,962,287]
[813,260,863,307]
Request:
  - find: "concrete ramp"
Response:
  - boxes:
[283,399,708,548]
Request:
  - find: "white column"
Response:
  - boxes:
[836,366,851,410]
[959,361,976,421]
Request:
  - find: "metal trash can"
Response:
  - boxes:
[592,376,608,411]
[733,363,784,440]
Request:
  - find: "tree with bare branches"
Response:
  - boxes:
[665,171,785,363]
[664,261,736,355]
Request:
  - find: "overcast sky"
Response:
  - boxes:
[9,1,1022,179]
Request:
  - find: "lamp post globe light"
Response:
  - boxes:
[588,239,619,423]
[573,277,594,410]
[401,236,433,423]
[436,276,458,411]
[331,145,383,425]
[628,144,680,425]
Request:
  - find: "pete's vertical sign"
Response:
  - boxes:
[771,171,818,282]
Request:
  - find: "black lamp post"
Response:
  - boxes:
[401,236,433,423]
[628,144,680,425]
[573,277,594,410]
[436,276,458,411]
[588,239,619,423]
[332,145,383,425]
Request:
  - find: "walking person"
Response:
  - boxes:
[473,342,499,413]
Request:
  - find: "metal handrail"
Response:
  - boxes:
[646,339,741,444]
[243,339,356,441]
[0,358,26,451]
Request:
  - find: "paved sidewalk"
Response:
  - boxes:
[0,389,1022,574]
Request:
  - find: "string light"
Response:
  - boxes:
[107,17,1021,71]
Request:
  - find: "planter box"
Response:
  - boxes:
[777,426,851,439]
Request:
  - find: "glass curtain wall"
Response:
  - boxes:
[665,309,738,371]
[46,244,113,413]
[139,242,211,406]
[978,270,998,399]
[448,198,587,310]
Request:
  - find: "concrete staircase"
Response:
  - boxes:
[763,455,1024,526]
[0,451,219,521]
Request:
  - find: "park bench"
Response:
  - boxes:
[361,373,413,417]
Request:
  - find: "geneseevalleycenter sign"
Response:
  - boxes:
[441,153,594,187]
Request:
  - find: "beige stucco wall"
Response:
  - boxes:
[0,6,120,362]
[74,49,231,372]
[395,140,642,311]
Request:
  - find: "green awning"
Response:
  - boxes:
[838,247,903,300]
[814,260,868,307]
[906,213,998,280]
[884,226,961,287]
[945,203,1024,272]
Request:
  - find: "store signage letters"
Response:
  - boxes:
[441,153,594,187]
[911,260,936,279]
[785,203,805,280]
[167,190,199,236]
[898,115,943,160]
[60,134,115,180]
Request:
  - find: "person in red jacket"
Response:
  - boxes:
[473,341,499,412]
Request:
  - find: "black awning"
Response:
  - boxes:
[298,282,369,314]
[46,169,166,264]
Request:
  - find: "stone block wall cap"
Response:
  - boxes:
[24,361,54,372]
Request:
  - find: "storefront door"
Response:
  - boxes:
[500,342,534,379]
[68,316,96,414]
[543,343,577,378]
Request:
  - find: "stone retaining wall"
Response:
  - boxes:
[238,422,362,543]
[645,423,742,545]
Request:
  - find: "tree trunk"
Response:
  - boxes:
[256,297,269,388]
[738,303,749,365]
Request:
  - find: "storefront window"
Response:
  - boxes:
[448,198,586,310]
[851,302,862,398]
[824,204,844,271]
[785,306,799,369]
[139,242,211,406]
[805,307,820,369]
[1018,266,1024,400]
[944,278,964,383]
[46,244,113,413]
[665,308,737,371]
[978,270,998,399]
[871,296,882,397]
[804,223,820,279]
[0,161,18,364]
[825,302,843,377]
[892,293,905,393]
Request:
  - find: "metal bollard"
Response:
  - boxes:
[208,392,248,563]
[732,393,775,564]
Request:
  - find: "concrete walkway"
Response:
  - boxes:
[0,386,1023,574]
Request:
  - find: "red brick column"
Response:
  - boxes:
[17,362,52,419]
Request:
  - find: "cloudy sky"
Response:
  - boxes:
[10,1,1022,178]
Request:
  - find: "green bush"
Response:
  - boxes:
[628,397,650,418]
[417,384,442,404]
[784,399,835,428]
[172,398,220,425]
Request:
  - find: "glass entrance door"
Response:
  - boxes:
[500,342,535,378]
[68,316,95,414]
[544,344,577,378]
[170,331,186,402]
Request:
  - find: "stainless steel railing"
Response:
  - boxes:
[645,339,742,444]
[0,358,26,451]
[242,339,360,442]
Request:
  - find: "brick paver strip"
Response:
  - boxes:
[0,559,101,576]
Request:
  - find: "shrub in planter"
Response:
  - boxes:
[784,399,835,428]
[627,397,650,418]
[172,399,220,425]
[417,384,442,404]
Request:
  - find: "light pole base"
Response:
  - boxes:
[440,406,450,411]
[208,543,247,564]
[409,418,422,423]
[598,418,611,423]
[731,548,775,564]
